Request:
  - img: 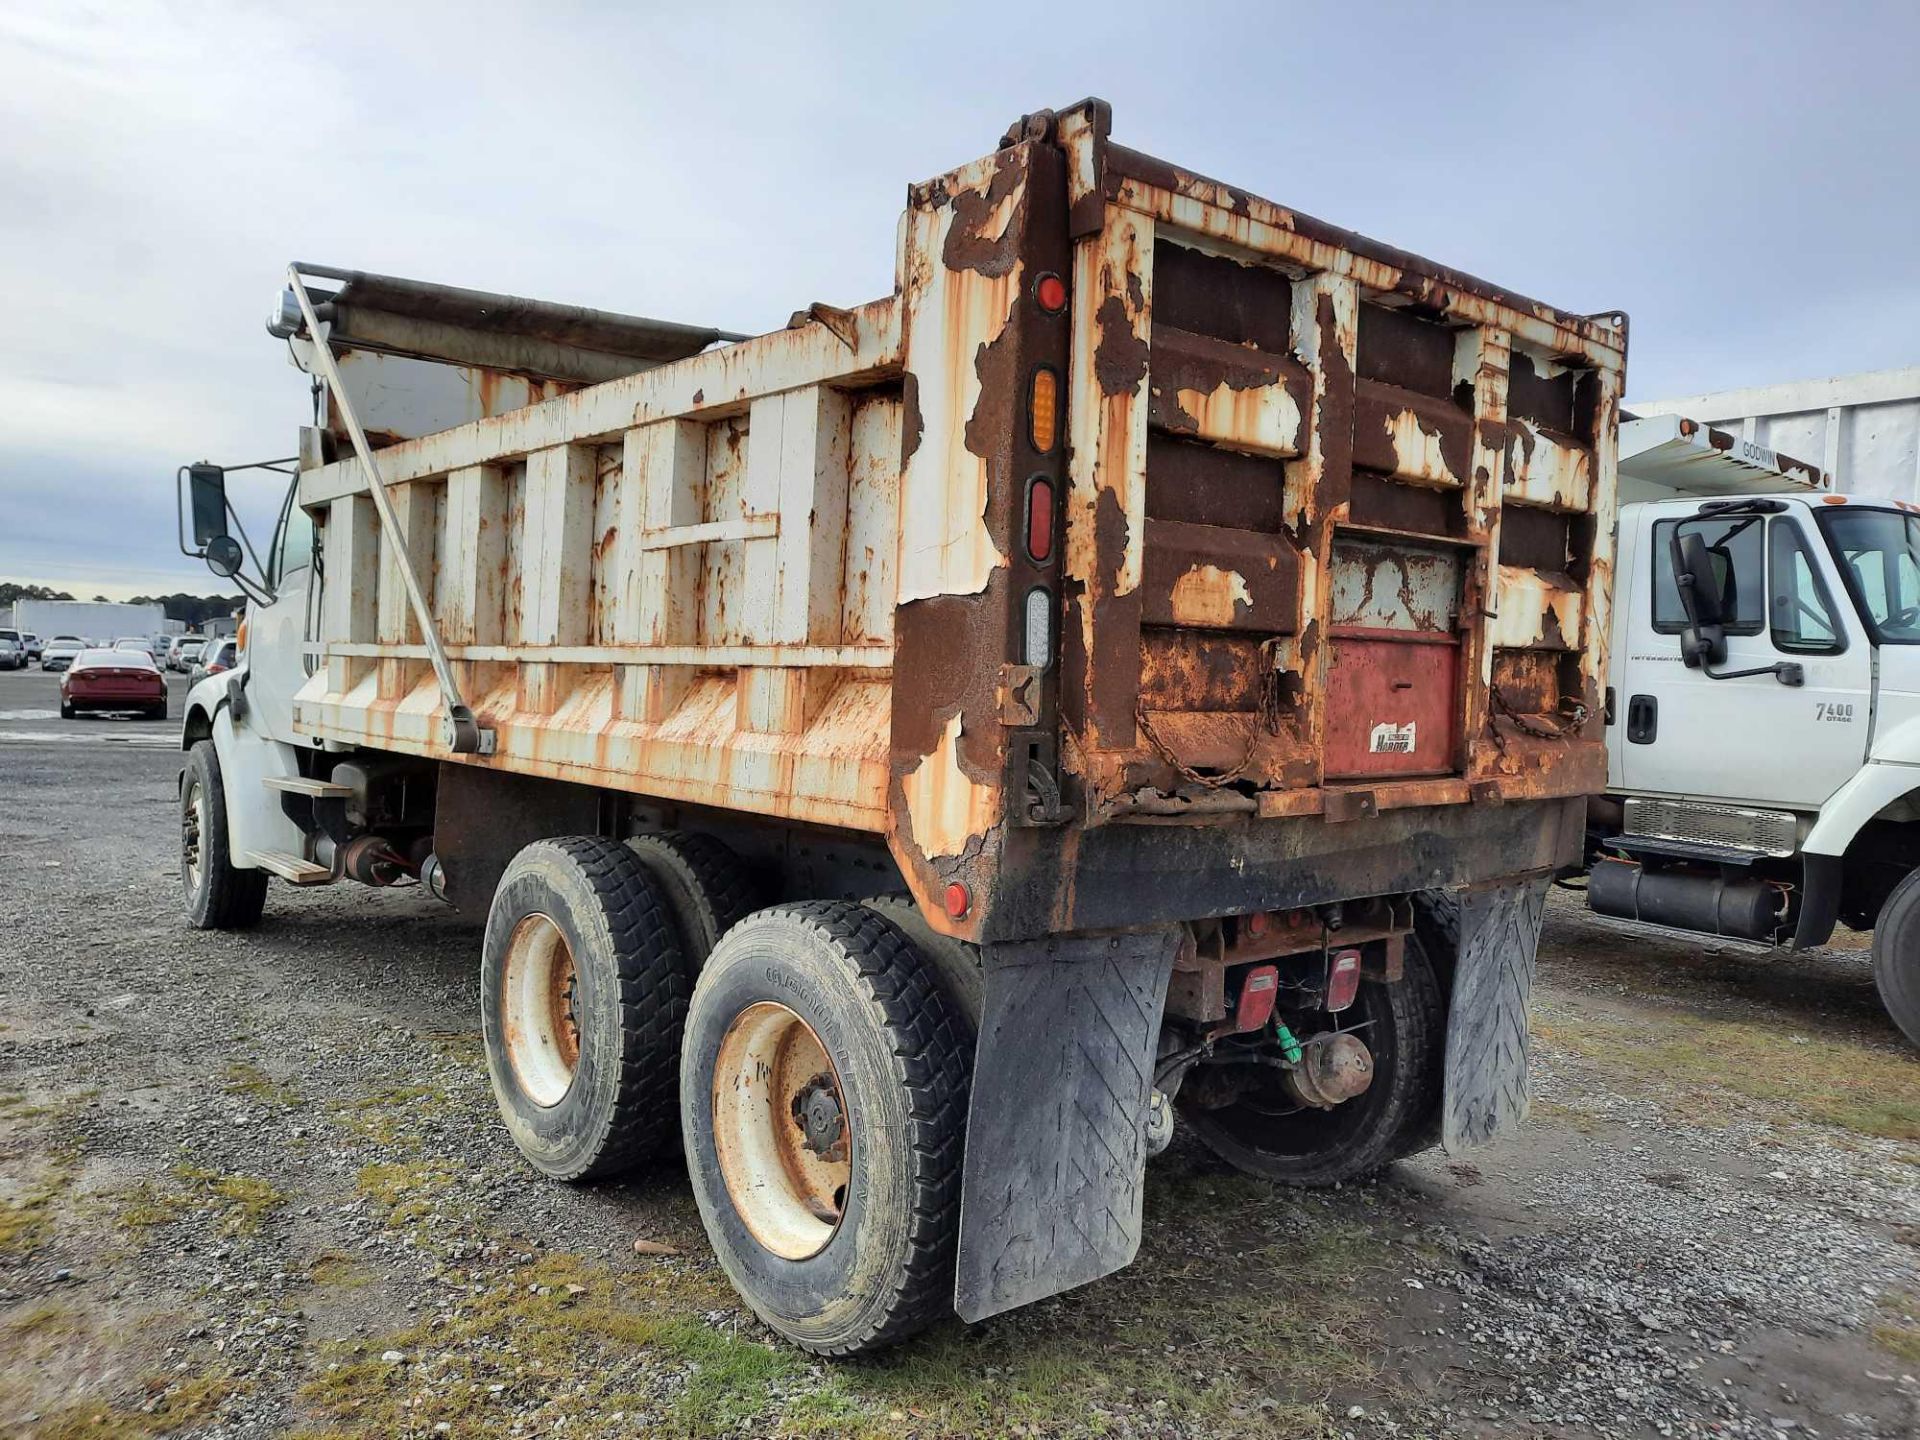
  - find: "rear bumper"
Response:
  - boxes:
[980,795,1585,942]
[66,686,164,708]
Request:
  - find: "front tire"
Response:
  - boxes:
[181,740,269,930]
[480,837,690,1181]
[681,902,968,1354]
[1871,869,1920,1049]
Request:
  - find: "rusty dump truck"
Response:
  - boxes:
[175,100,1626,1353]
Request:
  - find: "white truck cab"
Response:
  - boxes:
[1587,414,1920,1046]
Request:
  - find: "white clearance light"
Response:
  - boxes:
[1024,587,1052,670]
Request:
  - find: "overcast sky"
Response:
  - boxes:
[3,0,1915,598]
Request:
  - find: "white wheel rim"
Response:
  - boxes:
[712,1002,850,1261]
[501,913,581,1108]
[182,778,205,893]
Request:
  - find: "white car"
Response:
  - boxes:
[0,628,26,670]
[40,637,86,672]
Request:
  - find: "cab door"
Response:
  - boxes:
[1616,508,1872,809]
[242,485,319,747]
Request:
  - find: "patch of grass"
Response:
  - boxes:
[298,1251,782,1437]
[28,1372,245,1439]
[1535,1009,1920,1141]
[1873,1291,1920,1367]
[308,1253,373,1290]
[223,1061,301,1107]
[2,1298,83,1340]
[0,1159,75,1257]
[355,1159,462,1231]
[1530,1097,1602,1134]
[122,1165,284,1238]
[333,1082,446,1150]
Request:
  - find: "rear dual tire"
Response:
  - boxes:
[1180,905,1450,1188]
[481,837,692,1181]
[680,902,969,1354]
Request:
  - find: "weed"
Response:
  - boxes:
[27,1372,245,1439]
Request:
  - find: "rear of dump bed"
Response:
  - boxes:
[290,100,1624,947]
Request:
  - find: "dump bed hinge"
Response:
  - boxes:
[285,266,494,756]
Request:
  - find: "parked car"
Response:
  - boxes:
[189,638,238,687]
[166,637,204,672]
[0,629,26,670]
[61,648,167,720]
[150,635,174,660]
[21,634,42,661]
[114,637,154,656]
[40,637,87,672]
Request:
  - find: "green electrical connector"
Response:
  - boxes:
[1274,1021,1304,1066]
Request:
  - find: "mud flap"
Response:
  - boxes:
[1441,873,1551,1153]
[953,929,1181,1323]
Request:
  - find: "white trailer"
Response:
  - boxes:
[1635,365,1920,503]
[2,599,167,646]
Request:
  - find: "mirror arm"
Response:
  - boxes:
[1698,659,1806,687]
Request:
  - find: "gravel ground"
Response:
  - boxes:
[0,664,1915,1438]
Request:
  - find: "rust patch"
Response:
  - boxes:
[1091,294,1149,395]
[943,155,1029,279]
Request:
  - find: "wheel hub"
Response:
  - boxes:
[792,1072,847,1157]
[1284,1031,1375,1109]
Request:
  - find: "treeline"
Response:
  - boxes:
[1,582,246,627]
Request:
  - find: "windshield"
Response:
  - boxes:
[1820,508,1920,643]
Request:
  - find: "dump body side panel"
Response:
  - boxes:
[295,299,907,836]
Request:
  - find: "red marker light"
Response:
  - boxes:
[1326,948,1363,1013]
[944,882,971,919]
[1034,272,1068,314]
[1026,476,1054,562]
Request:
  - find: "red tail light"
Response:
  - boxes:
[1025,476,1054,562]
[1233,964,1279,1032]
[1326,949,1363,1013]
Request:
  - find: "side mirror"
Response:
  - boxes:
[206,535,245,578]
[1673,531,1726,626]
[187,463,230,547]
[1671,530,1727,667]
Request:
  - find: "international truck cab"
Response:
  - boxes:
[1587,425,1920,1046]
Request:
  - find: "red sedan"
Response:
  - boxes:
[61,648,167,720]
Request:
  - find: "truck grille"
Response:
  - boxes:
[1621,797,1798,857]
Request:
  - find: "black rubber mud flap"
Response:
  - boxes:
[954,929,1181,1323]
[1441,873,1551,1154]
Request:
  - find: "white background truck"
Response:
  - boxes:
[1583,379,1920,1047]
[173,100,1627,1352]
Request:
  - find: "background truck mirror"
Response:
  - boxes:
[1672,530,1726,626]
[1672,529,1728,667]
[187,463,229,547]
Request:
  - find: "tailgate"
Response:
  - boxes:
[1054,102,1623,819]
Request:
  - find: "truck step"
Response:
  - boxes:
[245,851,334,885]
[262,775,355,799]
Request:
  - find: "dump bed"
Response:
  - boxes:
[291,100,1626,943]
